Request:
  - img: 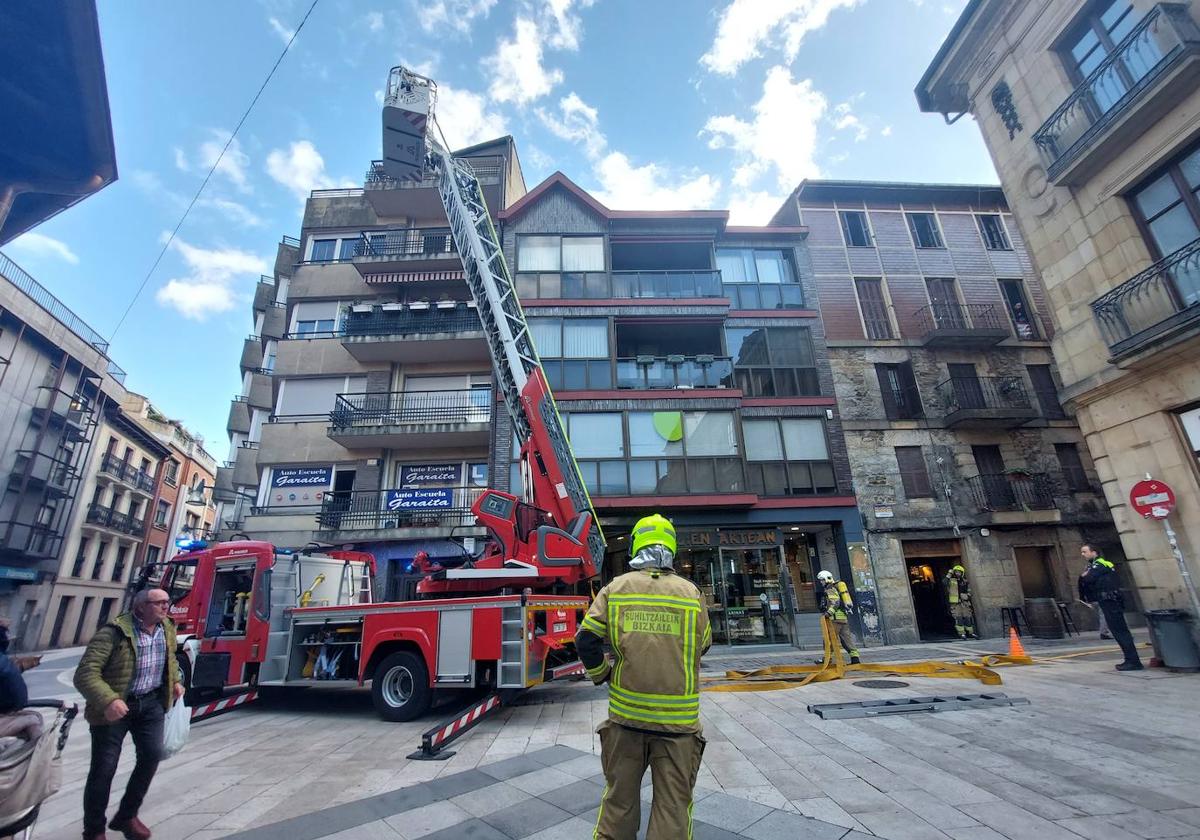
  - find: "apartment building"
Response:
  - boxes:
[214,138,527,601]
[774,181,1120,642]
[493,173,865,648]
[918,0,1200,625]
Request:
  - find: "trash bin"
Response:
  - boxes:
[1144,609,1200,672]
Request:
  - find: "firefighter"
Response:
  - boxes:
[1078,544,1142,671]
[576,514,711,840]
[944,564,978,639]
[816,570,860,664]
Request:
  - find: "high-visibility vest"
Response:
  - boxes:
[578,569,711,733]
[820,581,853,620]
[947,576,960,605]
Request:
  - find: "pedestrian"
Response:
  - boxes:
[1078,544,1143,671]
[816,570,860,664]
[73,589,183,840]
[943,564,979,639]
[576,514,710,840]
[0,618,44,740]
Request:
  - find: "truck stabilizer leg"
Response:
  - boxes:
[408,689,519,761]
[191,689,258,722]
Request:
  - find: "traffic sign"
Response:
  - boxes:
[1129,478,1175,519]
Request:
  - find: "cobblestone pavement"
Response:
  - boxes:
[26,631,1200,839]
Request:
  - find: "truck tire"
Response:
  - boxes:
[371,650,432,722]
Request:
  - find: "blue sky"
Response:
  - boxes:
[4,0,994,456]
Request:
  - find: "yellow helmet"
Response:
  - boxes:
[630,513,676,556]
[951,564,966,575]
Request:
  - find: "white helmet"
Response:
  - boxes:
[817,570,835,584]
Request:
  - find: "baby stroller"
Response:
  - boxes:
[0,699,78,840]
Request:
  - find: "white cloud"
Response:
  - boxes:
[197,197,264,228]
[727,190,788,225]
[881,124,893,137]
[156,238,268,321]
[417,0,497,35]
[703,65,826,192]
[198,131,251,193]
[701,0,865,75]
[543,0,595,50]
[436,85,508,148]
[265,140,353,202]
[173,147,188,171]
[365,11,384,32]
[485,17,563,106]
[536,92,605,158]
[268,16,295,44]
[9,231,79,265]
[832,101,868,142]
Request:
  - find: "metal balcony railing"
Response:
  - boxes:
[9,451,78,493]
[365,156,504,187]
[330,389,492,428]
[281,235,301,249]
[914,303,1008,337]
[316,487,485,532]
[615,356,733,389]
[1092,236,1200,357]
[86,503,148,536]
[99,454,157,493]
[1033,4,1200,180]
[340,305,480,338]
[934,375,1032,414]
[612,270,723,299]
[964,473,1055,512]
[353,228,456,259]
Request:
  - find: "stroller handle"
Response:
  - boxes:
[25,699,78,712]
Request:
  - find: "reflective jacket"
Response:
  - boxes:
[944,574,971,605]
[1079,557,1122,604]
[818,580,853,621]
[576,569,711,733]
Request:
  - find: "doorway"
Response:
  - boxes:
[719,547,792,645]
[903,540,961,641]
[1015,546,1056,599]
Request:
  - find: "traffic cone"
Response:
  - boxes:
[1007,626,1028,659]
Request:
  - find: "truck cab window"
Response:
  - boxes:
[163,561,197,605]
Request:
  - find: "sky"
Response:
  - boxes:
[3,0,996,458]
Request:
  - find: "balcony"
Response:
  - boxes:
[85,503,147,537]
[0,521,61,561]
[315,487,486,538]
[914,303,1010,348]
[253,276,275,312]
[363,155,504,218]
[327,389,492,450]
[1033,4,1200,185]
[349,227,458,276]
[8,451,78,498]
[98,454,157,495]
[246,371,273,411]
[935,376,1038,429]
[240,335,263,372]
[261,302,287,340]
[516,270,723,301]
[964,473,1058,524]
[339,302,487,363]
[615,356,734,390]
[227,397,251,435]
[30,387,94,439]
[1092,236,1200,361]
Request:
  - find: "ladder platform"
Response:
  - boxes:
[807,693,1029,720]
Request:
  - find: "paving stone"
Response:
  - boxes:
[521,816,599,840]
[425,768,495,799]
[944,829,1008,840]
[321,820,404,840]
[479,754,547,781]
[527,744,585,766]
[690,791,773,833]
[1057,792,1140,816]
[962,801,1090,840]
[853,808,953,840]
[506,766,580,796]
[888,790,979,830]
[1103,808,1200,838]
[739,809,849,840]
[1055,816,1144,840]
[384,801,473,838]
[692,823,745,840]
[451,781,533,817]
[537,777,606,815]
[417,818,511,839]
[481,796,574,838]
[1164,810,1200,830]
[792,797,866,832]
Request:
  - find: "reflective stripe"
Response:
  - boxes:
[702,622,711,648]
[1095,558,1115,569]
[609,684,700,707]
[580,615,607,636]
[609,698,700,724]
[609,594,701,610]
[683,607,695,695]
[587,661,611,680]
[593,784,607,840]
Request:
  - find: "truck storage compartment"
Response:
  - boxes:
[289,620,364,682]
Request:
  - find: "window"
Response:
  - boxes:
[1128,144,1200,307]
[906,213,944,248]
[112,546,129,583]
[875,362,923,419]
[309,239,337,262]
[92,542,109,580]
[925,278,964,328]
[744,418,836,496]
[977,214,1011,250]
[565,413,625,459]
[292,301,340,336]
[895,446,933,498]
[999,279,1038,339]
[1027,365,1066,419]
[1055,443,1091,492]
[724,327,819,396]
[1062,1,1154,114]
[165,461,179,485]
[72,537,90,577]
[855,279,893,340]
[517,235,604,272]
[155,500,171,528]
[717,248,803,309]
[277,376,366,417]
[338,238,360,260]
[529,318,612,390]
[840,211,872,247]
[146,545,161,566]
[1179,406,1200,472]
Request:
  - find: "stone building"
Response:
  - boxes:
[496,173,866,649]
[773,180,1120,642]
[918,0,1200,624]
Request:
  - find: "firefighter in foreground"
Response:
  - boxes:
[576,514,711,840]
[944,564,978,639]
[817,570,860,664]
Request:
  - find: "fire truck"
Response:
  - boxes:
[151,67,605,726]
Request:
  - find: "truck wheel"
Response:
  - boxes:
[371,651,432,722]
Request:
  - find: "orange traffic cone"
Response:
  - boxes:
[1007,626,1028,659]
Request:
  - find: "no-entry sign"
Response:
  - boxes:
[1129,478,1175,519]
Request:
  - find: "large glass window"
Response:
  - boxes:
[977,214,1012,250]
[292,301,340,336]
[565,413,624,458]
[717,248,803,309]
[1062,1,1154,114]
[724,327,819,396]
[743,418,835,496]
[1128,144,1200,307]
[517,235,604,272]
[906,213,944,249]
[529,318,612,390]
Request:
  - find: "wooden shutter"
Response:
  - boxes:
[895,446,933,498]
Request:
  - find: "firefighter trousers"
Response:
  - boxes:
[594,719,706,840]
[832,619,858,657]
[949,601,976,637]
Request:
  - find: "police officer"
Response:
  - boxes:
[816,570,860,664]
[576,514,711,840]
[1078,544,1143,671]
[944,564,978,639]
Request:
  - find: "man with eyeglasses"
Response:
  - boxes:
[75,589,183,840]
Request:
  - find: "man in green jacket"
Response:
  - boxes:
[74,589,183,840]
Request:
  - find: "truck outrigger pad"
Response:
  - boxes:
[408,689,521,761]
[808,692,1029,720]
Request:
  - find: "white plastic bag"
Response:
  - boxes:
[162,699,190,759]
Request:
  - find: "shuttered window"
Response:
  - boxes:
[875,362,924,420]
[895,446,933,498]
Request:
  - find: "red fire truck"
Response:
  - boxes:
[151,67,605,729]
